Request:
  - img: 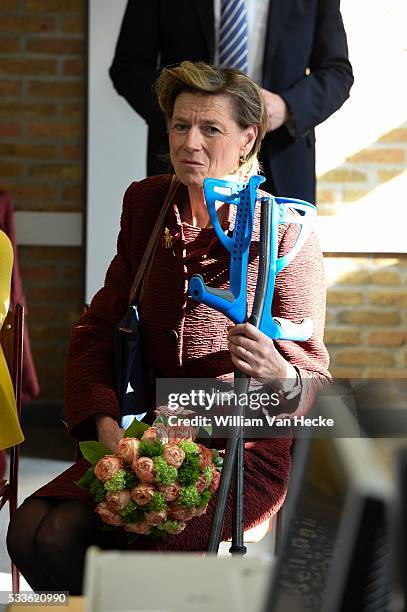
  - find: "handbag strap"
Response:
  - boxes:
[128,175,180,305]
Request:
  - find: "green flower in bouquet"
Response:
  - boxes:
[177,440,200,486]
[145,491,167,513]
[120,501,145,524]
[104,469,127,492]
[153,456,178,486]
[138,438,164,458]
[178,485,201,508]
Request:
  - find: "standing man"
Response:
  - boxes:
[109,0,353,203]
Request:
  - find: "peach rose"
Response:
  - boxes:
[95,502,123,526]
[195,474,207,494]
[124,521,151,535]
[133,456,155,482]
[158,482,180,502]
[115,437,140,464]
[209,467,221,493]
[167,424,196,443]
[168,503,196,522]
[198,444,212,471]
[106,490,131,512]
[130,482,155,506]
[94,456,123,482]
[145,509,167,526]
[163,443,185,468]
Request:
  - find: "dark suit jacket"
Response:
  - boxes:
[109,0,353,203]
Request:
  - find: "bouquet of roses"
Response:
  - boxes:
[76,418,222,539]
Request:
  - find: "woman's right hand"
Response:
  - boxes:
[94,414,123,453]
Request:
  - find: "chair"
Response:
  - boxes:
[0,304,24,594]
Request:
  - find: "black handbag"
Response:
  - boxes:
[114,175,180,418]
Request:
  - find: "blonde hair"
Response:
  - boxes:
[155,61,268,176]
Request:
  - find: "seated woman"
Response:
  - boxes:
[0,229,24,452]
[7,61,330,594]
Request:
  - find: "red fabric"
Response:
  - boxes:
[0,191,40,403]
[31,175,330,551]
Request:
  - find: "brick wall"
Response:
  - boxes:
[0,0,84,405]
[324,256,407,378]
[318,122,407,379]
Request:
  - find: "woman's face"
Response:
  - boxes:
[169,92,257,186]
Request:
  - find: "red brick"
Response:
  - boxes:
[367,331,406,346]
[0,100,56,117]
[379,128,407,143]
[21,265,58,283]
[27,80,83,97]
[337,309,401,326]
[328,366,362,379]
[0,142,56,159]
[22,246,82,261]
[364,368,407,379]
[0,80,22,96]
[62,184,82,200]
[0,37,21,53]
[0,162,23,177]
[60,101,82,117]
[0,0,21,9]
[369,291,407,307]
[324,328,361,345]
[0,15,55,33]
[63,58,83,76]
[27,121,81,138]
[27,37,83,54]
[378,170,402,182]
[0,122,21,138]
[63,265,81,280]
[61,143,82,160]
[27,285,82,302]
[25,0,83,11]
[348,148,405,164]
[320,169,367,183]
[2,179,58,204]
[327,290,364,305]
[0,58,57,76]
[27,163,82,180]
[60,15,84,33]
[335,350,395,366]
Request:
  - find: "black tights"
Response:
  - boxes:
[7,498,102,595]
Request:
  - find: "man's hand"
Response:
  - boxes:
[260,88,290,132]
[94,414,123,453]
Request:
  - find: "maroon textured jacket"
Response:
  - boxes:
[32,175,330,551]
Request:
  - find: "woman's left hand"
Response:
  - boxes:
[227,323,297,389]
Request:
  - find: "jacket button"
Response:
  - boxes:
[167,329,179,344]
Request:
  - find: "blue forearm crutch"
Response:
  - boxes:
[188,176,317,555]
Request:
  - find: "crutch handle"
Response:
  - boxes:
[189,175,265,323]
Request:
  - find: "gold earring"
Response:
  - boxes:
[239,153,247,164]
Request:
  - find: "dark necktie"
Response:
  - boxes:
[219,0,249,73]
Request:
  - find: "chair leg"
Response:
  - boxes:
[9,471,20,594]
[11,561,20,595]
[274,508,283,556]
